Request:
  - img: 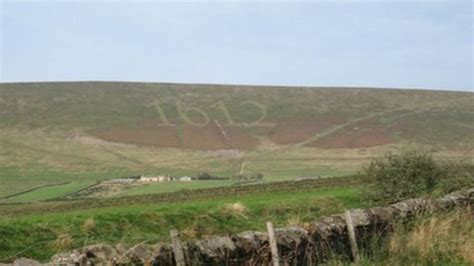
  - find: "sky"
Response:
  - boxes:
[0,0,472,91]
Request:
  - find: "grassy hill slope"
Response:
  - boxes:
[0,82,473,201]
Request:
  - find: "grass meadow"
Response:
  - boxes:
[0,184,363,262]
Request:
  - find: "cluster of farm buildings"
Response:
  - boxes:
[139,175,193,182]
[109,175,193,184]
[108,173,319,185]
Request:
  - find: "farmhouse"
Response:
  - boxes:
[179,176,193,182]
[139,175,171,182]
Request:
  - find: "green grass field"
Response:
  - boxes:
[3,181,95,203]
[0,184,363,262]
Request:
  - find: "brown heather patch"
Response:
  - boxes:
[308,118,394,149]
[90,124,259,150]
[270,117,346,145]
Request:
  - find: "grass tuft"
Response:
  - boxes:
[220,202,249,219]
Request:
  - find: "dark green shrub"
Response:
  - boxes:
[362,149,473,204]
[195,172,228,180]
[231,173,264,181]
[437,161,474,194]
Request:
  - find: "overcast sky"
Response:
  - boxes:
[1,1,472,91]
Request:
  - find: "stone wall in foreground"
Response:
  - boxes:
[11,188,474,265]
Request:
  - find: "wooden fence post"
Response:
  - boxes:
[344,210,359,262]
[170,229,186,266]
[266,221,280,266]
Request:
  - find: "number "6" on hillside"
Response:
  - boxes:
[176,100,210,127]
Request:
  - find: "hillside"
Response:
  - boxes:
[0,82,473,202]
[1,82,473,148]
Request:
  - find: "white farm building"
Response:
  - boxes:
[139,175,171,182]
